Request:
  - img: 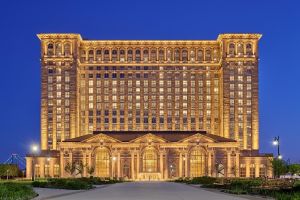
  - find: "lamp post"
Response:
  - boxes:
[273,136,281,159]
[31,144,39,181]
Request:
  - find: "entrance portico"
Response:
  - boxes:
[26,131,272,180]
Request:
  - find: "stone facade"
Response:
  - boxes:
[26,33,272,180]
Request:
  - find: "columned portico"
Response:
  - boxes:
[26,131,272,180]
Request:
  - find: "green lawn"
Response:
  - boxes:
[0,182,37,200]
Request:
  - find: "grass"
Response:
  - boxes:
[174,177,300,200]
[0,182,37,200]
[32,177,124,190]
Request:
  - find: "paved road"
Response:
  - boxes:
[39,182,253,200]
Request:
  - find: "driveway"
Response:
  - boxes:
[34,181,264,200]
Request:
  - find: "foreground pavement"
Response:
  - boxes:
[34,181,267,200]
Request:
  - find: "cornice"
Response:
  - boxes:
[217,33,262,40]
[37,33,82,40]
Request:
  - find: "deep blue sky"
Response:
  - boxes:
[0,0,299,163]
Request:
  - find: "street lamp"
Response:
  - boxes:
[31,144,39,181]
[273,136,281,159]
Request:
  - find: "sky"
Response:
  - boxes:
[0,0,299,163]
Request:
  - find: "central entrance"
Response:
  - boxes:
[138,172,162,181]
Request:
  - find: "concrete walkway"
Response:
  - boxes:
[33,181,267,200]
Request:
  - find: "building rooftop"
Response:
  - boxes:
[63,131,237,143]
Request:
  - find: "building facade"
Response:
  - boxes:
[26,33,272,180]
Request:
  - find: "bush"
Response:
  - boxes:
[77,177,123,185]
[229,179,263,191]
[32,178,93,190]
[0,182,37,200]
[188,176,217,185]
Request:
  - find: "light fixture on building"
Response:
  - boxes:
[31,144,39,153]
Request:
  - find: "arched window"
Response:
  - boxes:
[259,164,266,177]
[55,43,62,56]
[104,49,110,61]
[127,49,133,61]
[197,49,203,61]
[143,49,149,61]
[95,148,110,177]
[81,50,86,62]
[143,148,157,172]
[237,43,244,55]
[135,49,141,61]
[120,49,125,61]
[182,49,188,62]
[190,148,206,177]
[96,50,101,61]
[174,49,180,61]
[64,43,71,56]
[150,49,156,61]
[205,49,211,61]
[229,43,235,55]
[246,43,253,55]
[112,49,118,61]
[159,49,164,61]
[47,43,54,55]
[88,50,94,62]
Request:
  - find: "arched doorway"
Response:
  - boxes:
[143,148,157,173]
[190,148,206,177]
[95,148,110,177]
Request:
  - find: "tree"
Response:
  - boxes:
[271,158,288,178]
[0,164,20,179]
[288,164,300,175]
[86,165,95,177]
[65,161,86,177]
[76,161,84,177]
[64,162,76,177]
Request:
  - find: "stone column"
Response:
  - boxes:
[235,152,240,177]
[164,152,168,179]
[184,152,188,177]
[40,158,45,178]
[207,151,212,176]
[227,151,231,177]
[131,152,135,180]
[117,152,121,178]
[246,163,250,178]
[212,150,217,177]
[255,163,260,178]
[69,151,73,164]
[112,155,115,178]
[60,151,64,177]
[136,152,140,179]
[49,158,54,177]
[26,157,33,179]
[83,152,87,177]
[179,152,183,177]
[160,152,164,179]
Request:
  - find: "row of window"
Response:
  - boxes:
[79,48,219,63]
[46,43,71,56]
[228,43,254,56]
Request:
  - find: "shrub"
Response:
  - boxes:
[188,176,217,185]
[32,178,93,190]
[77,177,123,185]
[0,182,37,200]
[228,179,263,194]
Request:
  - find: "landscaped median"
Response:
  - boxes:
[32,177,123,190]
[0,182,37,200]
[174,176,300,200]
